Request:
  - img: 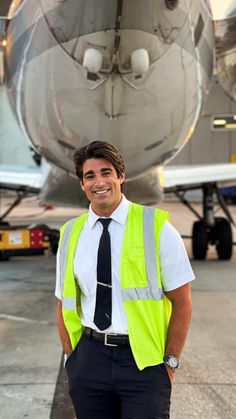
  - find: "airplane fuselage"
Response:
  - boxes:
[5,0,213,179]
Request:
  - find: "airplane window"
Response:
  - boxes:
[194,14,204,46]
[41,0,117,43]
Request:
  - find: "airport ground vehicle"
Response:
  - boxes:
[0,223,59,260]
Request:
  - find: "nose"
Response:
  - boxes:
[94,174,105,188]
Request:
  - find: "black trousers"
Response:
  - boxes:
[65,335,172,419]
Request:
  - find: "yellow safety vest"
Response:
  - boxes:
[59,202,172,370]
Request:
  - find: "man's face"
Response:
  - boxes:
[80,158,125,216]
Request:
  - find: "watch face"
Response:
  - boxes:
[169,357,178,368]
[164,355,179,368]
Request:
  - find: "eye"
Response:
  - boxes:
[84,174,94,180]
[165,0,179,11]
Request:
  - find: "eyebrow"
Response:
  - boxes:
[83,167,113,177]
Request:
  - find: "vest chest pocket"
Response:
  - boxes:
[121,248,148,289]
[74,258,96,297]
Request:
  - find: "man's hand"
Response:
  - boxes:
[165,365,176,385]
[57,299,73,354]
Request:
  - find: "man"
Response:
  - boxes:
[55,140,194,419]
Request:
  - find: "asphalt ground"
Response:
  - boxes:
[0,198,236,418]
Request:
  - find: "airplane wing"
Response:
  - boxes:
[0,79,51,194]
[0,161,51,193]
[2,161,235,199]
[161,163,236,261]
[162,163,236,191]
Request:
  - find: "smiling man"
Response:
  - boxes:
[55,140,194,419]
[80,157,125,216]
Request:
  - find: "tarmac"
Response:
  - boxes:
[0,198,236,419]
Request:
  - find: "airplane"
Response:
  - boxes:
[0,0,236,261]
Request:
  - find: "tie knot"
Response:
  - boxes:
[98,218,112,230]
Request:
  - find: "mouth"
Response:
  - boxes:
[93,189,110,196]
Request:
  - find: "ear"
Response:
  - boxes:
[80,180,85,191]
[119,172,125,185]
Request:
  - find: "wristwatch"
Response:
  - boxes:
[163,355,179,369]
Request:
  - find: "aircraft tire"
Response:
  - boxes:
[215,217,232,260]
[192,221,208,260]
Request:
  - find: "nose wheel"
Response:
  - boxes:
[176,183,234,260]
[192,217,232,260]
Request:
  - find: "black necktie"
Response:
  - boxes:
[94,218,112,330]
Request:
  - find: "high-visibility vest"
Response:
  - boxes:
[59,202,172,370]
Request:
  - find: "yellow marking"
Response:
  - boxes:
[226,124,236,129]
[157,167,165,188]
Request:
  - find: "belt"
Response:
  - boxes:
[83,327,130,347]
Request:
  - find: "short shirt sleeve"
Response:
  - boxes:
[160,221,195,292]
[55,250,62,300]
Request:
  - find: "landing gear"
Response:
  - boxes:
[192,217,233,260]
[176,183,234,260]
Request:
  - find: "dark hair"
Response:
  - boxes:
[73,140,125,181]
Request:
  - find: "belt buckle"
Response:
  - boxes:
[104,334,118,347]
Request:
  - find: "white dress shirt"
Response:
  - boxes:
[55,196,195,334]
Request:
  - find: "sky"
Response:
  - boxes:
[210,0,235,20]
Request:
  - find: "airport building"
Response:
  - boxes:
[170,79,236,166]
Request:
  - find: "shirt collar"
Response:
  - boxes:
[87,195,130,229]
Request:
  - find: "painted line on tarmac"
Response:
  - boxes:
[0,313,51,325]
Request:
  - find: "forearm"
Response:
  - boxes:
[165,299,192,357]
[57,299,73,354]
[165,284,193,358]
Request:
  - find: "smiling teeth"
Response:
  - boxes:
[95,190,108,194]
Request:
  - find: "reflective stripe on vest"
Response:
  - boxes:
[121,206,164,302]
[59,207,163,308]
[63,297,77,310]
[59,218,78,310]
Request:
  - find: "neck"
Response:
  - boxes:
[92,196,122,217]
